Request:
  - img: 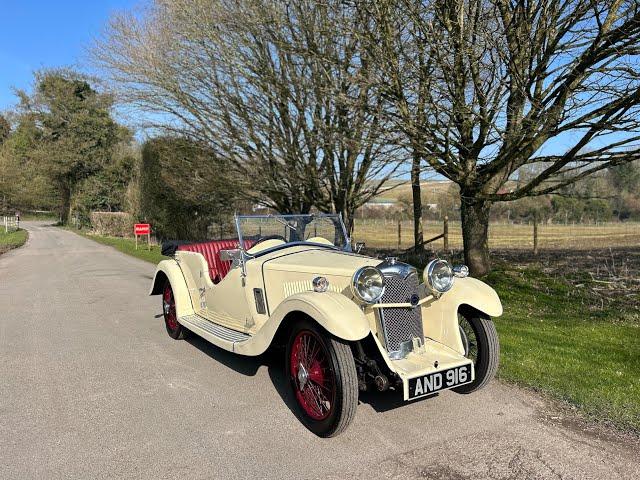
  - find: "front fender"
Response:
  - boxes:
[272,291,371,341]
[149,259,195,318]
[449,276,503,317]
[234,291,370,356]
[422,277,502,355]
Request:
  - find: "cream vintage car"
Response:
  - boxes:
[150,214,501,437]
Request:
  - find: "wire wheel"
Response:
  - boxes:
[162,282,187,339]
[289,330,336,421]
[163,283,179,330]
[458,313,478,363]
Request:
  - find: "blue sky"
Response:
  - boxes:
[0,0,136,111]
[0,1,632,164]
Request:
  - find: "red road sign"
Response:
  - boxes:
[134,223,150,235]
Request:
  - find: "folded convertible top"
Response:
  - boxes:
[161,240,192,256]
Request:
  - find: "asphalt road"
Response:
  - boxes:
[1,222,638,480]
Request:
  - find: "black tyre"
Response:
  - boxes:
[285,319,358,437]
[453,308,499,394]
[162,281,189,340]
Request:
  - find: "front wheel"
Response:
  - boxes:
[285,320,358,437]
[453,309,499,394]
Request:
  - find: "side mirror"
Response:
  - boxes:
[219,249,242,267]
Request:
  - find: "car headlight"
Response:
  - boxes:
[424,259,454,294]
[351,266,385,303]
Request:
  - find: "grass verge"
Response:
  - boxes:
[0,228,29,255]
[67,228,167,264]
[485,263,639,433]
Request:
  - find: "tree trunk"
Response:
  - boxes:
[411,152,424,251]
[342,207,355,239]
[460,195,492,276]
[59,182,71,225]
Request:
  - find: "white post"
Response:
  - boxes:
[4,216,8,233]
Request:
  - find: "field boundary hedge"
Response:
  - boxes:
[90,212,134,237]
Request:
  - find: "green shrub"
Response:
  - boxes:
[138,137,239,240]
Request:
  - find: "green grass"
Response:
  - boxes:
[0,228,29,254]
[484,264,640,433]
[68,228,168,264]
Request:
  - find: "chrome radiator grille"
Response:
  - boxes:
[378,273,424,354]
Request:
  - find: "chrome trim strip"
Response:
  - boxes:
[371,296,434,309]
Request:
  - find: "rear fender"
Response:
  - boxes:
[149,259,195,318]
[422,277,502,355]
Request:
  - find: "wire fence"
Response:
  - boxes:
[351,218,640,252]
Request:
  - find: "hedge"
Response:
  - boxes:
[90,211,135,237]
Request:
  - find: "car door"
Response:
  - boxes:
[202,262,256,333]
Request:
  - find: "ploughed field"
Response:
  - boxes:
[353,219,640,251]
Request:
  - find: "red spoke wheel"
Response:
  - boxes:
[162,282,188,340]
[290,330,335,421]
[286,319,358,437]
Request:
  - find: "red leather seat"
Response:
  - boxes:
[177,239,255,284]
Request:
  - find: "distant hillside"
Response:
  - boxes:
[372,180,453,203]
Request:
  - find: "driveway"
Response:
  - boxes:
[1,222,638,479]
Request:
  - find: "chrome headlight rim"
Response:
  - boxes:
[351,266,386,304]
[424,259,454,294]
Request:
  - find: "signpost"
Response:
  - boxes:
[134,223,151,250]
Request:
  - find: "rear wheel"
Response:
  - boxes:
[162,282,188,340]
[286,320,358,437]
[453,309,499,394]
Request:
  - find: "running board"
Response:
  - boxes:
[179,314,251,346]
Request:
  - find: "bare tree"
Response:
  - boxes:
[94,0,405,231]
[367,0,640,274]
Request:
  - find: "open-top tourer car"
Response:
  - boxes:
[150,214,501,437]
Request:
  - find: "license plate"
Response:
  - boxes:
[407,363,473,400]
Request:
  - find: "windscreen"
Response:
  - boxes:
[237,214,349,251]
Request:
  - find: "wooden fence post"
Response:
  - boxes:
[533,213,539,255]
[397,220,401,252]
[443,216,449,251]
